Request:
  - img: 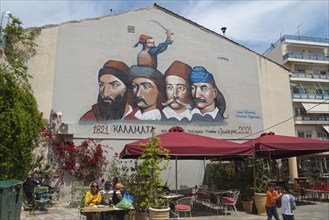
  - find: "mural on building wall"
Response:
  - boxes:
[80,30,226,122]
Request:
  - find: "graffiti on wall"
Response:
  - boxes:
[80,29,228,123]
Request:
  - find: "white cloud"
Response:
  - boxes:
[180,1,328,53]
[1,0,327,54]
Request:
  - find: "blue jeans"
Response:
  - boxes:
[36,193,49,209]
[265,206,280,220]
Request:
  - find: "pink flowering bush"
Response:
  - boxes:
[40,111,109,185]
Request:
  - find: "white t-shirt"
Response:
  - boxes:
[281,194,296,215]
[101,189,113,204]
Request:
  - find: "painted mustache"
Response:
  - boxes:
[135,97,148,106]
[162,98,192,109]
[101,96,114,104]
[193,98,206,103]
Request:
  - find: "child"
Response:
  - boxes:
[265,183,282,220]
[281,184,296,220]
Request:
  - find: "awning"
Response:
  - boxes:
[301,103,329,114]
[323,125,329,133]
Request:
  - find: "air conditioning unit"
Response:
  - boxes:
[58,123,75,135]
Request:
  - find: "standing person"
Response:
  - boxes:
[85,181,102,220]
[265,183,282,220]
[281,185,296,220]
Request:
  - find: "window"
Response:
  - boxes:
[297,130,312,138]
[294,107,305,115]
[296,69,305,73]
[293,87,306,94]
[317,131,328,139]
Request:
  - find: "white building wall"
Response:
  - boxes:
[27,6,295,188]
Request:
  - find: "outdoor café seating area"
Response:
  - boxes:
[19,174,329,220]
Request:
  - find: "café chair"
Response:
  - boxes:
[195,186,211,207]
[29,186,50,215]
[175,196,193,219]
[221,190,240,216]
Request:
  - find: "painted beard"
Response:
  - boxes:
[98,91,128,120]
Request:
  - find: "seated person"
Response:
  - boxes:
[112,182,126,220]
[23,175,35,206]
[100,180,114,220]
[31,173,41,185]
[101,181,113,205]
[85,181,102,220]
[34,184,50,211]
[112,177,118,190]
[30,173,49,211]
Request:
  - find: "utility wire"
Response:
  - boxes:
[238,98,329,140]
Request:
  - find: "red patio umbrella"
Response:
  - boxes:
[240,132,329,159]
[120,126,253,192]
[120,126,252,160]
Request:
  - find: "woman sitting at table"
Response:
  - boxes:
[85,181,102,220]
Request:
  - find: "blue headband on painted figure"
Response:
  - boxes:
[190,66,215,84]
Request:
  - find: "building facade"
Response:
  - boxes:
[26,5,296,188]
[264,35,329,175]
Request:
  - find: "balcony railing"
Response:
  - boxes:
[283,52,329,62]
[291,72,329,79]
[295,114,329,122]
[263,35,329,55]
[282,35,329,44]
[292,93,329,100]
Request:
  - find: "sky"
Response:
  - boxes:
[1,0,328,54]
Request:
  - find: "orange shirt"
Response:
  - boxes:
[265,190,281,207]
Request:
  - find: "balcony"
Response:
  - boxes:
[263,35,329,55]
[295,114,329,124]
[292,93,329,100]
[283,52,329,62]
[291,72,328,80]
[282,35,329,44]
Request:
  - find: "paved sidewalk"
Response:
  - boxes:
[21,202,329,220]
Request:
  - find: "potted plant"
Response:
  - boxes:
[121,136,170,220]
[240,186,253,212]
[246,156,270,215]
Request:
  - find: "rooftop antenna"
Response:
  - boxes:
[280,31,284,39]
[221,27,227,36]
[297,23,303,37]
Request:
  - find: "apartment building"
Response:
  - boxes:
[264,35,329,174]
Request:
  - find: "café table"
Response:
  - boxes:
[81,205,127,220]
[208,190,232,208]
[161,193,184,216]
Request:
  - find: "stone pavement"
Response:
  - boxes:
[21,202,329,220]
